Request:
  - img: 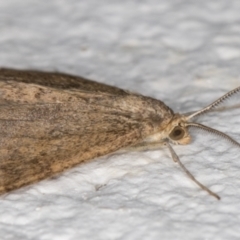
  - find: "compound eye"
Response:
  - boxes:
[169,126,185,141]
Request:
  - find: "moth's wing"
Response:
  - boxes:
[0,69,173,194]
[0,68,128,95]
[0,103,149,194]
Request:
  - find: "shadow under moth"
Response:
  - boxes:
[0,68,239,200]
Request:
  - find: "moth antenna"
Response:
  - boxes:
[186,122,240,148]
[186,86,240,120]
[165,141,220,200]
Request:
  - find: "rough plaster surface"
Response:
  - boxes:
[1,0,240,239]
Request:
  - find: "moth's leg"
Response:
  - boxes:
[125,140,220,200]
[165,141,220,200]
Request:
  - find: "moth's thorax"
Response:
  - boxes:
[143,113,191,145]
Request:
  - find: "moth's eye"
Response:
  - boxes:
[169,126,185,140]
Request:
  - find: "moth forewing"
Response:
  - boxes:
[0,68,174,194]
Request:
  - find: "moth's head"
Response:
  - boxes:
[167,86,240,148]
[165,114,191,145]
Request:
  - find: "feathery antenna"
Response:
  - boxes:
[186,86,240,120]
[185,122,240,148]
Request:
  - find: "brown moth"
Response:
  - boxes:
[0,68,239,199]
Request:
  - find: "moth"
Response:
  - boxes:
[0,68,239,200]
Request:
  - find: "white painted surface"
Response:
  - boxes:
[1,0,240,239]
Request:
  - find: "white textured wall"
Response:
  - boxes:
[1,0,240,239]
